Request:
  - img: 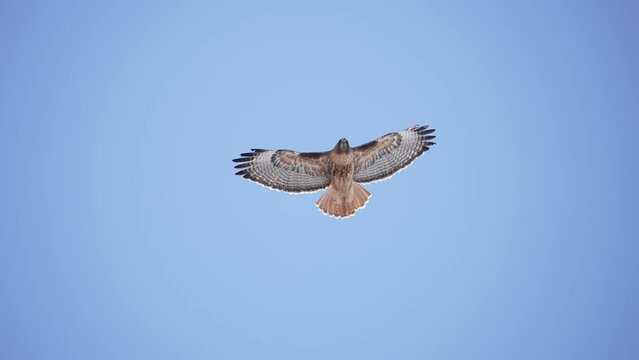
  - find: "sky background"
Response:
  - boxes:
[2,1,638,359]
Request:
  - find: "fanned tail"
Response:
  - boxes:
[316,182,371,218]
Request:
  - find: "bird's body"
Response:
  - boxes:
[233,125,436,218]
[328,140,355,192]
[319,144,367,217]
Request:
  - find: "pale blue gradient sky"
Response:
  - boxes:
[2,1,638,359]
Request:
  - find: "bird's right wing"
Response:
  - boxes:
[233,149,331,194]
[352,125,436,183]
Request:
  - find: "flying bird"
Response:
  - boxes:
[233,125,436,218]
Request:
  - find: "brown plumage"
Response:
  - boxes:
[233,125,436,218]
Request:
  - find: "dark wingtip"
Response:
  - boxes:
[234,163,251,169]
[251,148,267,153]
[420,135,436,141]
[232,157,252,163]
[417,128,435,135]
[240,152,255,157]
[235,170,248,176]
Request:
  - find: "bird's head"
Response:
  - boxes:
[335,138,350,152]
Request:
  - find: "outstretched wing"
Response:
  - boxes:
[352,125,436,183]
[233,149,331,193]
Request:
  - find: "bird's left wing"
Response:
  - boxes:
[352,125,436,183]
[233,149,331,193]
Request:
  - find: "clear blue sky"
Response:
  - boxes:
[2,1,638,359]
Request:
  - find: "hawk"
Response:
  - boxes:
[233,125,436,218]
